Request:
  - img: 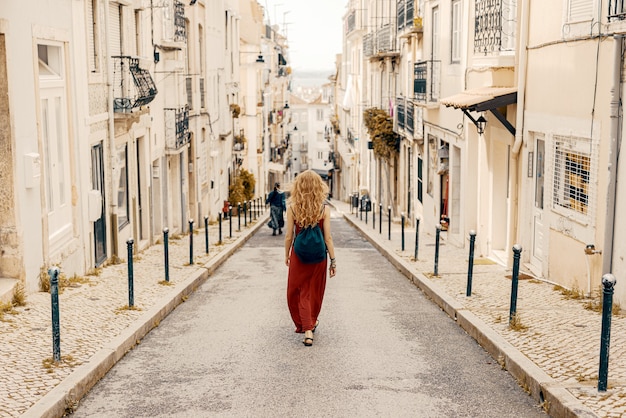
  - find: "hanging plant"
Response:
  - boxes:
[363,107,398,162]
[230,103,241,118]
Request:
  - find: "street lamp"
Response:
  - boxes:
[476,115,487,135]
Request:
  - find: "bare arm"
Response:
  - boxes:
[284,207,294,266]
[322,206,336,277]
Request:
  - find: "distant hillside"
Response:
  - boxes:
[291,69,334,87]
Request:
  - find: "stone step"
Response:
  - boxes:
[0,277,18,305]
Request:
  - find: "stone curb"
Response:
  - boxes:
[338,207,598,418]
[22,214,269,418]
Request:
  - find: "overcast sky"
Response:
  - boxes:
[260,0,347,73]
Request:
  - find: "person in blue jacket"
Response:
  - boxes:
[266,182,286,235]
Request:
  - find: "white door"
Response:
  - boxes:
[531,137,545,270]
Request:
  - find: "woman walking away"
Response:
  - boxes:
[284,170,336,346]
[266,182,286,236]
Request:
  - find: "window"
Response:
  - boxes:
[566,0,593,23]
[116,145,129,228]
[431,6,440,60]
[87,0,99,72]
[551,135,596,219]
[317,109,324,121]
[451,0,461,63]
[417,156,423,203]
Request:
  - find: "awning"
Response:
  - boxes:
[440,86,517,136]
[278,53,287,66]
[267,162,285,173]
[440,86,517,112]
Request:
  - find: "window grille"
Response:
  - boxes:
[551,135,597,221]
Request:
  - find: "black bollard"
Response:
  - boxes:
[48,267,61,362]
[379,203,383,234]
[229,206,233,238]
[466,231,477,296]
[163,228,170,282]
[218,213,223,244]
[401,213,405,251]
[249,199,253,224]
[365,203,368,224]
[388,206,391,241]
[414,217,420,261]
[434,225,441,276]
[189,219,194,265]
[204,217,209,254]
[509,244,523,324]
[598,273,617,392]
[244,201,248,227]
[127,238,134,307]
[237,203,241,231]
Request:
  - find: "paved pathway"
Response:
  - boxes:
[1,200,625,417]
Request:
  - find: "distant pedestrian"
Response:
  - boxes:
[284,170,336,347]
[266,182,286,236]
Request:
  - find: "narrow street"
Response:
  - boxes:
[72,208,544,417]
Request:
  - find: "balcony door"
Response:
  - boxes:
[91,144,107,266]
[531,136,546,271]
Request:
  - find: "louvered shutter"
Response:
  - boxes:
[568,0,593,22]
[109,3,121,56]
[87,0,97,71]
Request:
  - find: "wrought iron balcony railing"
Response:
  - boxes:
[609,0,626,20]
[376,24,396,53]
[346,10,356,34]
[406,103,414,135]
[474,0,516,55]
[396,99,406,130]
[363,32,374,57]
[164,105,191,150]
[413,60,441,103]
[112,56,157,112]
[174,0,186,42]
[397,0,415,31]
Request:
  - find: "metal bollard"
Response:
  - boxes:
[466,231,477,296]
[379,203,383,234]
[127,238,134,307]
[249,199,253,224]
[360,199,363,221]
[229,205,233,238]
[509,244,523,324]
[244,201,248,227]
[237,203,241,231]
[218,213,223,244]
[414,217,420,261]
[189,219,194,265]
[401,213,405,251]
[48,267,61,361]
[388,206,391,240]
[204,217,209,254]
[372,201,376,230]
[434,225,441,276]
[163,228,170,282]
[598,273,617,392]
[365,203,368,224]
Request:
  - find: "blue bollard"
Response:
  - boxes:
[466,231,477,296]
[204,217,209,254]
[414,217,420,261]
[218,213,223,244]
[379,203,383,234]
[48,267,61,362]
[598,273,617,392]
[434,225,441,276]
[509,244,523,324]
[401,213,405,251]
[163,228,170,282]
[189,219,194,265]
[388,206,391,241]
[127,238,134,307]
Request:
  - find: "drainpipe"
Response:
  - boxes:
[104,0,117,255]
[512,0,530,156]
[602,35,624,275]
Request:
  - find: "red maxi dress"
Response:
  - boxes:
[287,216,328,333]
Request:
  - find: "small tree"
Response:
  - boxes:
[363,107,398,162]
[239,168,256,201]
[228,177,245,205]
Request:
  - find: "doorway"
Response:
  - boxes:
[91,143,107,266]
[531,136,545,271]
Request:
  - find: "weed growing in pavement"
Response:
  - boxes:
[583,285,622,315]
[42,354,78,374]
[39,266,51,293]
[182,295,189,302]
[158,280,173,286]
[0,301,17,322]
[12,282,26,307]
[86,267,102,276]
[65,397,79,415]
[115,305,142,314]
[508,313,528,331]
[494,314,503,323]
[540,400,551,414]
[553,283,585,300]
[497,355,506,370]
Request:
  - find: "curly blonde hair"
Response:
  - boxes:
[287,170,329,227]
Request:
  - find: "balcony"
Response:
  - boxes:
[112,56,157,112]
[346,10,356,34]
[174,0,186,42]
[164,106,191,150]
[363,33,374,57]
[474,0,516,55]
[375,24,398,55]
[397,0,415,31]
[609,0,626,20]
[413,60,441,104]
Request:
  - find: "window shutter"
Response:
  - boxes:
[87,0,97,71]
[568,0,593,22]
[109,3,121,56]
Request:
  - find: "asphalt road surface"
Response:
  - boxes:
[72,208,545,417]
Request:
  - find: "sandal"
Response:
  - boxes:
[303,337,313,346]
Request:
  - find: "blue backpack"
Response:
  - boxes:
[293,224,327,264]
